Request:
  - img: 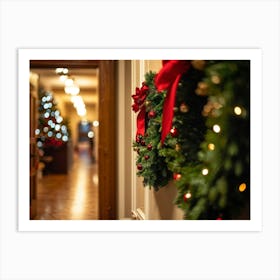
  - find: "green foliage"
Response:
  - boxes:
[133,72,172,191]
[175,61,250,219]
[132,61,250,219]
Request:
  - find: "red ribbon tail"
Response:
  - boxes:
[161,74,182,144]
[136,107,146,139]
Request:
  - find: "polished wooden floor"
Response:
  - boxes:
[34,148,98,220]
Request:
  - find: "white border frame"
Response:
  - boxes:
[18,48,262,232]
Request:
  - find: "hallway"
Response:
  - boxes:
[34,146,98,220]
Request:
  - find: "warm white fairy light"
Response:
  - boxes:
[234,106,242,115]
[202,168,209,176]
[208,143,215,150]
[65,78,74,87]
[65,84,80,95]
[93,120,99,127]
[213,124,221,133]
[71,95,86,117]
[88,131,94,138]
[55,68,63,74]
[56,116,63,123]
[239,183,246,192]
[185,192,192,199]
[59,75,68,82]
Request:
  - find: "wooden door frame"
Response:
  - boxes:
[30,60,117,219]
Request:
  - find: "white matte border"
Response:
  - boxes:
[18,48,262,232]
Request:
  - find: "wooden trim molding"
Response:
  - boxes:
[98,60,117,219]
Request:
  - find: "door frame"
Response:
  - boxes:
[30,60,117,220]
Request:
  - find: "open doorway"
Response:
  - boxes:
[29,60,116,220]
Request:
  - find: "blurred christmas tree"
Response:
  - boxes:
[35,89,70,149]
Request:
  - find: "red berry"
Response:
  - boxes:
[147,144,152,151]
[137,164,143,170]
[170,127,179,137]
[141,140,146,146]
[148,110,156,119]
[144,155,150,160]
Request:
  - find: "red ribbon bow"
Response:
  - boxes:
[132,82,149,140]
[155,60,191,144]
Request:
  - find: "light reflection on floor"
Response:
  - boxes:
[33,145,98,220]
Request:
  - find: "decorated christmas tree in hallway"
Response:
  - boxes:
[132,60,250,220]
[36,89,70,149]
[35,89,72,174]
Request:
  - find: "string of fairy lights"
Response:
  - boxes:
[198,76,247,197]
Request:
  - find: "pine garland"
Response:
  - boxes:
[132,61,250,220]
[133,72,172,191]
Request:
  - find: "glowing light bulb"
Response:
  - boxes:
[213,124,221,133]
[234,106,242,115]
[239,183,247,192]
[65,78,74,86]
[211,75,221,84]
[62,68,68,74]
[93,120,99,127]
[185,192,191,199]
[202,168,209,176]
[59,75,68,82]
[88,131,94,138]
[208,143,215,150]
[55,68,63,74]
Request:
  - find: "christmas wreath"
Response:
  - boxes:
[132,60,250,220]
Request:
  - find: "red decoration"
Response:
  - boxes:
[137,164,143,171]
[132,83,149,140]
[170,127,179,137]
[44,138,63,148]
[144,155,150,160]
[140,140,146,146]
[147,144,153,151]
[183,192,192,202]
[136,134,142,143]
[173,173,181,180]
[155,60,191,144]
[148,110,156,119]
